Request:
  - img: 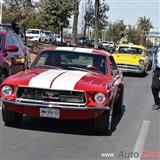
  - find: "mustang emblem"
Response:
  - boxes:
[42,91,59,99]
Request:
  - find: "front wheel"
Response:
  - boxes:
[2,104,23,125]
[93,108,113,135]
[113,86,124,115]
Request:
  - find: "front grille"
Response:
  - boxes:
[117,64,139,69]
[16,87,86,104]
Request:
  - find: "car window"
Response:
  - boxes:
[110,56,118,70]
[118,47,143,54]
[12,35,21,47]
[5,34,13,48]
[110,56,119,76]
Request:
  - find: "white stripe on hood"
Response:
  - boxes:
[51,70,88,90]
[28,70,65,89]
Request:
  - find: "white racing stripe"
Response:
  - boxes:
[28,70,65,89]
[51,70,88,90]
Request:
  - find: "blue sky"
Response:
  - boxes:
[79,0,160,30]
[106,0,160,29]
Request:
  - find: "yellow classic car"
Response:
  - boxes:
[113,43,149,75]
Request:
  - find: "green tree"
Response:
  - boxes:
[137,16,153,45]
[40,0,75,44]
[3,0,33,26]
[82,0,109,47]
[127,26,141,45]
[3,0,34,43]
[105,20,126,43]
[83,0,94,39]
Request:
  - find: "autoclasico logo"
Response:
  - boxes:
[101,149,160,159]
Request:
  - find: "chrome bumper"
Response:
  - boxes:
[117,64,144,73]
[1,99,110,110]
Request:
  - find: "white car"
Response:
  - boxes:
[26,29,46,42]
[102,41,115,48]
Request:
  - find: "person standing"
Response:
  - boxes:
[151,48,160,110]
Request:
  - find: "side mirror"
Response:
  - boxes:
[6,45,19,52]
[111,70,119,76]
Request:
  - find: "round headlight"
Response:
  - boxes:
[94,93,106,104]
[1,85,13,96]
[139,60,144,65]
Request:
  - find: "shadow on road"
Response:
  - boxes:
[5,105,126,136]
[123,72,150,78]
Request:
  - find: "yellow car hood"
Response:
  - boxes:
[113,54,143,65]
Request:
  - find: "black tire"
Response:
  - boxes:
[93,109,113,135]
[113,86,124,115]
[2,104,22,125]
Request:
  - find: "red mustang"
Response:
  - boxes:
[1,47,124,134]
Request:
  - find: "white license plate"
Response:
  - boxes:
[40,108,60,118]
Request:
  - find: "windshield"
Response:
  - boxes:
[118,47,143,54]
[33,51,108,74]
[26,30,40,34]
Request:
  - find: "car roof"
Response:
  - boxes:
[43,47,111,56]
[118,43,146,50]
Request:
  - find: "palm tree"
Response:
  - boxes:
[94,0,99,49]
[137,16,153,45]
[72,0,80,46]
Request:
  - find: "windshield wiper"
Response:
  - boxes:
[67,66,90,72]
[35,65,62,70]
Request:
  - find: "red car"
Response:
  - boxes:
[0,30,28,83]
[1,47,124,134]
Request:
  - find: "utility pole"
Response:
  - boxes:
[0,0,2,24]
[94,0,99,49]
[72,0,79,46]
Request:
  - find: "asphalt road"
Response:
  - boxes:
[0,71,160,160]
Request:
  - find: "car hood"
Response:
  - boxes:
[3,69,112,92]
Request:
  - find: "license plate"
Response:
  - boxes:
[40,108,60,118]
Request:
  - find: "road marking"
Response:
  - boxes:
[130,120,150,160]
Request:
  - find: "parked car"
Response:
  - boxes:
[79,37,89,46]
[64,37,72,46]
[102,41,115,48]
[26,29,46,42]
[1,47,124,134]
[44,31,56,44]
[113,43,149,75]
[0,29,29,83]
